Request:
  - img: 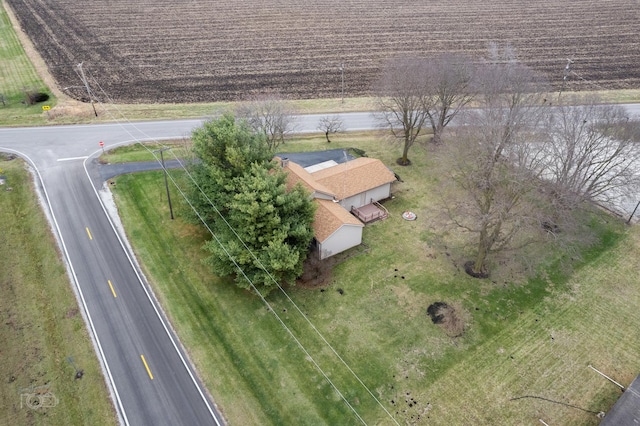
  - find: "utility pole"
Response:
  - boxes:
[154,148,174,220]
[77,62,98,117]
[339,63,345,104]
[558,58,572,102]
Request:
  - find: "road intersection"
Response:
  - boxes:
[1,106,639,424]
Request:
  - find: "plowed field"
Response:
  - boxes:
[5,0,640,103]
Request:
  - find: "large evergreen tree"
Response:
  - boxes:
[190,113,315,293]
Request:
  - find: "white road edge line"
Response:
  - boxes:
[82,144,223,426]
[58,156,89,162]
[0,146,130,426]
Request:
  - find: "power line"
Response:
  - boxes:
[148,162,367,426]
[85,74,393,424]
[76,62,98,117]
[160,135,399,424]
[161,141,399,423]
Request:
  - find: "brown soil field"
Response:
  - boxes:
[5,0,640,103]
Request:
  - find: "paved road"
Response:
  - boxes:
[1,106,639,424]
[45,162,220,425]
[1,120,227,425]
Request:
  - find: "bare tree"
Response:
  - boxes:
[537,94,640,212]
[423,54,476,144]
[443,59,551,277]
[375,57,433,165]
[236,92,295,151]
[317,115,343,143]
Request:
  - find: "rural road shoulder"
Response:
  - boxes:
[1,106,639,424]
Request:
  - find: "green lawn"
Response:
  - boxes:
[109,135,639,425]
[3,1,640,423]
[100,141,183,164]
[0,156,116,426]
[0,2,54,126]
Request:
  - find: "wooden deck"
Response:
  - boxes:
[351,202,388,223]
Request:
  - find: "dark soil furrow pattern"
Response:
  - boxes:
[6,0,640,102]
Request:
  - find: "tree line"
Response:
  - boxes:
[376,49,640,275]
[187,49,640,291]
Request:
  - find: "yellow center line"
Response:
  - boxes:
[85,227,93,240]
[107,280,117,298]
[140,355,154,380]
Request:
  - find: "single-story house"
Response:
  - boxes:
[279,154,396,259]
[310,157,396,214]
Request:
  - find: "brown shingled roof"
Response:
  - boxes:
[311,157,396,200]
[313,199,363,243]
[278,158,336,198]
[277,156,394,247]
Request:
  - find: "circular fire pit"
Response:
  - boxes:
[402,211,417,221]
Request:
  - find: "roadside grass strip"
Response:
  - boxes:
[108,135,638,425]
[0,157,116,426]
[0,4,42,98]
[0,2,53,125]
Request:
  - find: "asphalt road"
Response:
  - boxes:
[1,106,639,424]
[46,162,220,425]
[1,120,226,425]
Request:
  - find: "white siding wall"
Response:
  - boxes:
[339,183,391,210]
[340,194,362,211]
[319,225,363,260]
[365,184,392,204]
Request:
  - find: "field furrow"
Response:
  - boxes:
[4,0,639,106]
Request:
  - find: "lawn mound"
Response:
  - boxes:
[427,302,466,337]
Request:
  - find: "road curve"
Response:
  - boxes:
[1,105,639,424]
[1,126,225,424]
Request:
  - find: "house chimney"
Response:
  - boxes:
[281,157,289,168]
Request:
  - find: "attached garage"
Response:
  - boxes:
[313,200,364,260]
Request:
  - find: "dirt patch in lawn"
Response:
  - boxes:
[297,253,337,288]
[297,244,369,289]
[427,301,467,338]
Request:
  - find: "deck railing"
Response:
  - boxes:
[351,201,388,223]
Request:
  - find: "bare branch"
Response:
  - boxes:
[443,57,551,276]
[236,92,295,151]
[317,115,343,143]
[422,53,476,144]
[536,94,640,212]
[374,57,432,165]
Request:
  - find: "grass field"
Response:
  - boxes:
[0,156,116,426]
[108,134,640,425]
[0,1,53,125]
